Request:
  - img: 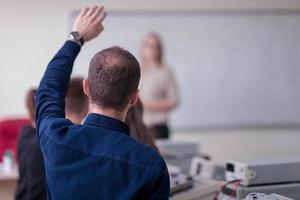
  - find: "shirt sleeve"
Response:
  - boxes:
[35,41,81,139]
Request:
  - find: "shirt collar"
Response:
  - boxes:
[83,113,130,135]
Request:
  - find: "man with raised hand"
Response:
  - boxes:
[35,5,170,200]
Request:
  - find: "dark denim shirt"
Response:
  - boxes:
[35,41,170,200]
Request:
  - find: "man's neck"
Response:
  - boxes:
[89,104,127,122]
[66,113,84,124]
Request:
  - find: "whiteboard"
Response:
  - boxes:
[70,11,300,130]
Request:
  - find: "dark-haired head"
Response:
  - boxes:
[85,46,140,113]
[66,77,89,124]
[25,77,88,126]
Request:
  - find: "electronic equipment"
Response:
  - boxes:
[168,164,194,195]
[157,141,200,174]
[171,177,219,200]
[225,159,300,186]
[170,177,194,196]
[190,156,225,180]
[218,182,300,200]
[168,163,219,200]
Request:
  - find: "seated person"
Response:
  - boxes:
[16,78,88,200]
[126,99,159,152]
[15,88,43,200]
[65,77,89,124]
[34,5,169,200]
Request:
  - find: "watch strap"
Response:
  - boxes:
[69,32,84,46]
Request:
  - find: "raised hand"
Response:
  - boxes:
[72,5,107,42]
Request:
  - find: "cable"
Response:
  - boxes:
[228,180,241,200]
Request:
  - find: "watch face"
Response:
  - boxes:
[71,32,80,40]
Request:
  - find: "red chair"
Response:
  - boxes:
[0,118,30,162]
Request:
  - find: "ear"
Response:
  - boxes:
[130,89,139,107]
[83,79,89,97]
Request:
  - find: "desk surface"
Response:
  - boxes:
[171,179,221,200]
[171,183,219,200]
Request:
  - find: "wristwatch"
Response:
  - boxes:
[69,31,84,46]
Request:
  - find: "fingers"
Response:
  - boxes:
[90,6,104,20]
[95,11,107,25]
[79,7,89,18]
[74,5,106,42]
[92,11,106,37]
[86,6,97,17]
[86,5,102,18]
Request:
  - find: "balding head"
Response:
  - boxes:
[87,46,140,111]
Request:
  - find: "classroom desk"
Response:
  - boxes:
[0,168,18,200]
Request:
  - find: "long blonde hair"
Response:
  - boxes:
[142,32,164,66]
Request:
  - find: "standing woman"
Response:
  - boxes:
[139,33,179,139]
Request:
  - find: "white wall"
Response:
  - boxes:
[70,11,300,129]
[1,0,300,164]
[1,0,300,117]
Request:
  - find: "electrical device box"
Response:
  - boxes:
[225,159,300,186]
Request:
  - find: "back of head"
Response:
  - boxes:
[66,77,89,122]
[88,46,140,111]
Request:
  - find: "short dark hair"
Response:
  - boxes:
[66,77,88,115]
[25,88,37,122]
[88,46,140,111]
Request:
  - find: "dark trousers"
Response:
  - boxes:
[150,124,170,139]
